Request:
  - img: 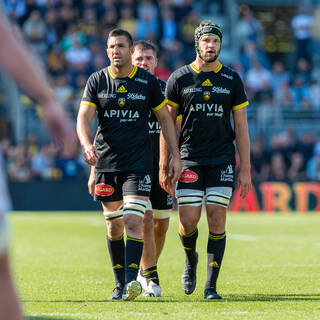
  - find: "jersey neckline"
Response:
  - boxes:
[189,62,222,74]
[107,65,138,79]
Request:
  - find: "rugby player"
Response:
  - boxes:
[159,20,251,299]
[0,9,76,320]
[88,40,173,297]
[77,29,181,301]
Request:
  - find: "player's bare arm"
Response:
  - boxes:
[88,165,95,197]
[76,104,99,166]
[158,104,179,194]
[0,12,77,155]
[233,107,252,198]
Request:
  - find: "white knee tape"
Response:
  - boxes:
[103,204,123,221]
[123,199,148,217]
[176,189,204,207]
[205,187,232,208]
[153,209,171,219]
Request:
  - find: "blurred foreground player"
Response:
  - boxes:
[0,10,77,320]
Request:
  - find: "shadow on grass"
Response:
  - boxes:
[23,293,320,304]
[26,317,74,320]
[221,293,320,302]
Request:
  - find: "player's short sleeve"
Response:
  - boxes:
[232,72,249,111]
[80,73,99,108]
[165,72,179,108]
[149,75,166,111]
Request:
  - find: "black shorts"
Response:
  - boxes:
[94,171,152,202]
[150,170,173,210]
[177,164,236,192]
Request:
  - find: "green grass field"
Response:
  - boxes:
[8,212,320,320]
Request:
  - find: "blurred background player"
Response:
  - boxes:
[0,8,77,320]
[88,40,174,297]
[160,21,251,299]
[77,28,181,301]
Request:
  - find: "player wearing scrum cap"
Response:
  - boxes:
[159,21,251,299]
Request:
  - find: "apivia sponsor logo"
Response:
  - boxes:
[98,92,116,98]
[148,121,161,132]
[135,77,148,84]
[104,109,139,118]
[127,93,146,100]
[221,73,233,80]
[190,103,223,117]
[183,87,202,93]
[212,86,230,94]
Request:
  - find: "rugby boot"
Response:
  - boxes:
[204,288,222,300]
[181,251,198,295]
[107,283,123,300]
[137,269,148,291]
[142,281,163,297]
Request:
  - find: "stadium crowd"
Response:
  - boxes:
[2,0,320,182]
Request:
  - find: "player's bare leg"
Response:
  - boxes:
[154,217,169,261]
[0,252,23,320]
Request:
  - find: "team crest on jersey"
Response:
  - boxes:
[118,98,126,107]
[203,91,211,100]
[117,85,127,93]
[202,79,213,86]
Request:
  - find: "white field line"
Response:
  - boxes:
[228,234,259,241]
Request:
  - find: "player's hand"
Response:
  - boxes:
[83,144,99,166]
[237,167,252,198]
[159,165,170,193]
[167,155,182,194]
[88,168,95,197]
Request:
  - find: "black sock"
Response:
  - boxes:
[179,228,198,266]
[143,265,159,285]
[107,234,125,287]
[205,232,226,290]
[125,236,144,284]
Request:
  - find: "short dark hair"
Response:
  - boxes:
[107,28,133,47]
[133,40,157,58]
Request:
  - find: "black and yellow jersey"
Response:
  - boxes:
[148,78,166,169]
[81,66,166,172]
[165,62,248,168]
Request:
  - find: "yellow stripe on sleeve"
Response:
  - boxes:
[232,101,249,111]
[167,100,179,108]
[153,99,167,111]
[176,114,182,122]
[80,101,97,108]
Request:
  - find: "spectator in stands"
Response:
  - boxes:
[55,149,84,180]
[291,6,314,63]
[293,57,312,85]
[287,152,306,181]
[31,144,56,180]
[135,0,160,41]
[239,40,270,72]
[271,61,289,94]
[78,7,99,42]
[290,76,312,110]
[246,60,272,101]
[53,74,74,109]
[161,8,177,49]
[309,76,320,110]
[236,5,264,47]
[306,146,320,181]
[22,9,47,55]
[250,137,270,182]
[5,0,26,21]
[118,6,136,37]
[61,24,87,52]
[269,152,287,181]
[274,80,294,109]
